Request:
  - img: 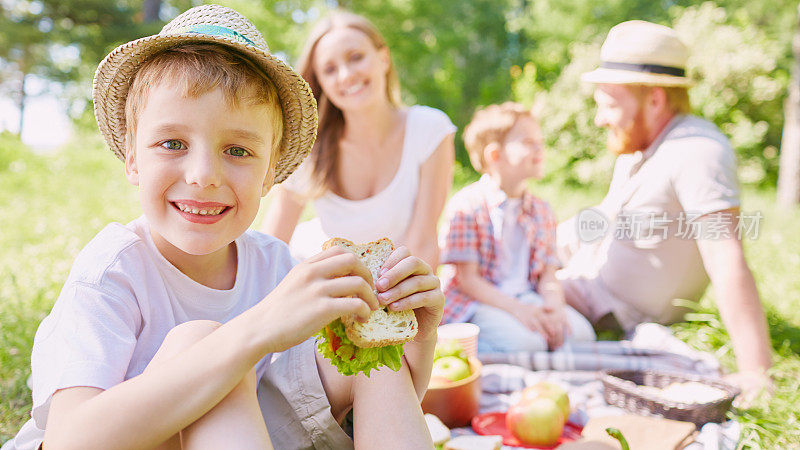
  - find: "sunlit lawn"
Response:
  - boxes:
[1,132,798,447]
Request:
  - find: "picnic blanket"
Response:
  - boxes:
[451,323,740,449]
[478,323,720,375]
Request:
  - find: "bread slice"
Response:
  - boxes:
[323,237,418,348]
[443,435,503,450]
[425,414,451,446]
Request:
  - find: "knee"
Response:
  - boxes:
[565,308,597,342]
[235,367,259,395]
[150,320,223,368]
[164,320,222,346]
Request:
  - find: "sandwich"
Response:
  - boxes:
[316,237,418,376]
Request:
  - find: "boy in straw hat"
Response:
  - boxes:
[3,5,442,449]
[557,20,772,399]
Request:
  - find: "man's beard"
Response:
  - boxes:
[606,107,650,155]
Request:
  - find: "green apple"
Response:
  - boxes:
[521,381,570,420]
[506,397,566,446]
[431,356,471,382]
[434,340,468,362]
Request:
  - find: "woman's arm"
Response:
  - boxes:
[403,133,455,269]
[260,185,306,244]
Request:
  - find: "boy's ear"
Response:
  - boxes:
[484,142,502,165]
[124,149,139,186]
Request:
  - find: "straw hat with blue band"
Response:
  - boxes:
[92,4,318,184]
[581,20,693,87]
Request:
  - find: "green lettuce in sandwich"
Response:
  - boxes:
[316,237,418,377]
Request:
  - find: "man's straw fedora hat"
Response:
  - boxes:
[582,20,692,87]
[93,4,317,184]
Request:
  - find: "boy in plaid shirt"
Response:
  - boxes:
[439,103,595,353]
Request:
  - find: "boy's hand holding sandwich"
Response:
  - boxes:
[315,238,443,399]
[249,244,382,356]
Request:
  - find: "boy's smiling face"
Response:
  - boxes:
[125,82,274,260]
[493,116,545,184]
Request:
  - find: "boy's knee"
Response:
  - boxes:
[165,320,222,345]
[153,320,222,363]
[238,367,259,393]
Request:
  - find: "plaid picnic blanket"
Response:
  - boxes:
[478,323,720,376]
[450,323,739,449]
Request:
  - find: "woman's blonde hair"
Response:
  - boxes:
[297,11,402,196]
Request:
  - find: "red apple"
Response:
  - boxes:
[521,381,570,420]
[506,397,566,446]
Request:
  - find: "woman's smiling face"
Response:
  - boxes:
[312,26,391,112]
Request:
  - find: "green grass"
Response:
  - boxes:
[1,132,799,448]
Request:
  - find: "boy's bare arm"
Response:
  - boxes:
[453,261,550,339]
[352,361,434,449]
[44,246,379,450]
[538,266,565,307]
[44,317,272,450]
[537,265,568,348]
[453,261,520,312]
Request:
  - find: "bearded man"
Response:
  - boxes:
[557,20,771,399]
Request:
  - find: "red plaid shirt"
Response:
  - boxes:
[438,175,560,323]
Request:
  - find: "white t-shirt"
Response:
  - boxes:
[3,216,308,450]
[492,198,532,297]
[284,105,456,259]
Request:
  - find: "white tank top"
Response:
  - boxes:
[283,105,455,258]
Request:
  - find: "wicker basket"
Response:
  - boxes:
[601,370,740,427]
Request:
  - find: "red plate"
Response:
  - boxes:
[471,412,583,448]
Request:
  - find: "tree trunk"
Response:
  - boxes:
[143,0,162,23]
[16,72,26,138]
[778,5,800,206]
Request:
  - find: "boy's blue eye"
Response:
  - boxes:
[226,147,250,157]
[161,140,184,151]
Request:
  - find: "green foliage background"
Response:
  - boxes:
[3,0,796,185]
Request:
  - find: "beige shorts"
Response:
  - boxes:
[257,338,354,450]
[559,275,649,332]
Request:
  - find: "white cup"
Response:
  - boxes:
[437,323,480,359]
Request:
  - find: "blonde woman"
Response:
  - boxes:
[261,11,455,268]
